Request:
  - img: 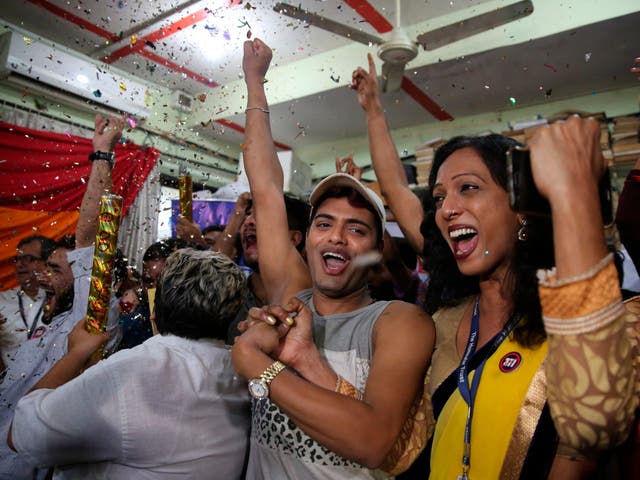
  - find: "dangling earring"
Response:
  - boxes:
[517,216,528,242]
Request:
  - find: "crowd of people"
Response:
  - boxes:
[0,37,637,479]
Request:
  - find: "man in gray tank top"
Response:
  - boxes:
[232,38,436,479]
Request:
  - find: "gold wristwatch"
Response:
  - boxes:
[248,360,286,399]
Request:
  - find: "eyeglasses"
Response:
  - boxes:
[14,254,43,263]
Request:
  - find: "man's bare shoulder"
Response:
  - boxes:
[375,301,434,334]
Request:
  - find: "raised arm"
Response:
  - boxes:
[528,116,638,453]
[352,54,424,254]
[241,39,310,303]
[212,192,250,258]
[76,115,124,248]
[8,318,108,450]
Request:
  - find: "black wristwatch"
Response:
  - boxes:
[89,151,115,169]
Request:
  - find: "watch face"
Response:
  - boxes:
[248,379,269,399]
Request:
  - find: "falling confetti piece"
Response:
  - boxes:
[197,93,207,102]
[247,30,252,39]
[545,88,553,97]
[509,97,516,105]
[145,40,156,50]
[223,31,231,41]
[330,75,340,83]
[584,52,591,62]
[127,117,136,128]
[93,89,102,98]
[543,63,557,73]
[22,36,31,46]
[119,82,127,91]
[130,35,137,46]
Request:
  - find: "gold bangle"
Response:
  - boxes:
[335,376,362,400]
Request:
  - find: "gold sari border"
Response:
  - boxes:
[499,357,548,480]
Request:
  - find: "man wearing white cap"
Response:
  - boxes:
[232,38,435,479]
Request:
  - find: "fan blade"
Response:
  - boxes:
[273,2,384,46]
[382,62,406,93]
[416,0,534,51]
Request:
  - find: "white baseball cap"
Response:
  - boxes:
[309,173,386,236]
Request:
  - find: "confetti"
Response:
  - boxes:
[126,117,136,128]
[330,75,340,83]
[119,82,127,91]
[93,89,102,98]
[584,52,591,62]
[223,31,231,41]
[543,63,557,73]
[130,35,137,46]
[509,97,516,105]
[145,40,156,50]
[197,93,207,102]
[22,36,31,46]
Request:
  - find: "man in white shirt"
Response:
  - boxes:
[0,235,57,366]
[9,248,251,479]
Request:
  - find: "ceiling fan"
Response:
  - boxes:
[273,0,534,120]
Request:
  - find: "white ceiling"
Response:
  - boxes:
[2,0,639,177]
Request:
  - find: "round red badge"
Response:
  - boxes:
[499,351,522,373]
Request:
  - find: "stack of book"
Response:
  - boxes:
[503,112,612,161]
[414,138,445,186]
[502,129,527,145]
[611,115,640,164]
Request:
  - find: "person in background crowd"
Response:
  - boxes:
[175,192,250,262]
[201,224,225,246]
[141,238,188,291]
[225,193,309,344]
[0,235,57,367]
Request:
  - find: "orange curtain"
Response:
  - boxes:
[0,121,158,290]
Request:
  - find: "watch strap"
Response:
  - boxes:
[261,360,286,386]
[89,150,115,169]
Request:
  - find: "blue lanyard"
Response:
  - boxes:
[456,298,519,480]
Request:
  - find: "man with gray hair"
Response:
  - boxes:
[8,248,251,479]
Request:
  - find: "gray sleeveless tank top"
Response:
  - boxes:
[246,289,393,479]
